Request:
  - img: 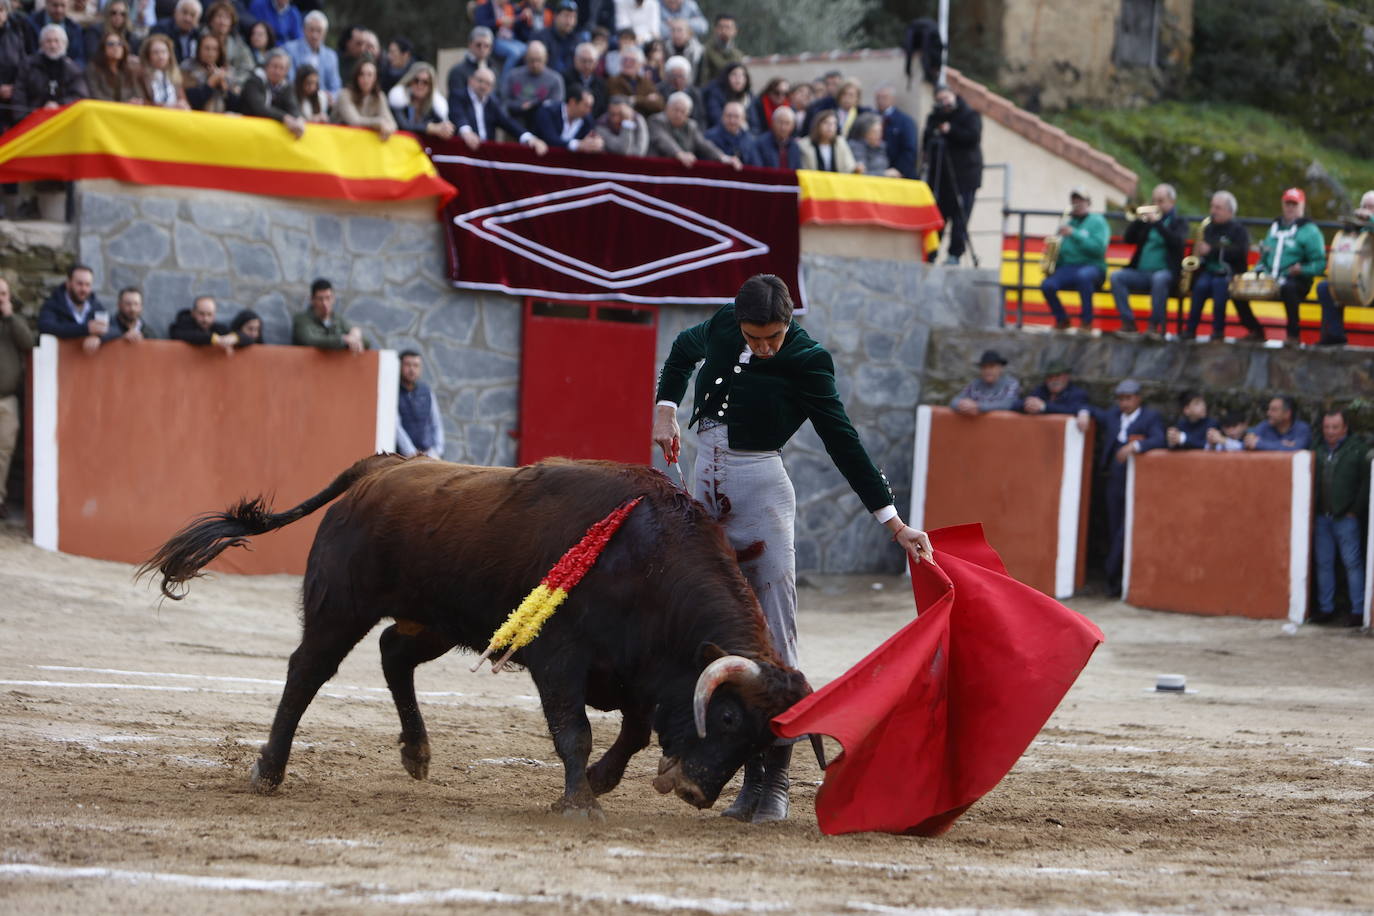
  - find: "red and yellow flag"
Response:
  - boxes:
[0,100,456,206]
[797,169,944,255]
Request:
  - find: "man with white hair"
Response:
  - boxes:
[566,41,608,117]
[648,90,738,169]
[283,9,340,95]
[150,0,200,63]
[705,99,759,166]
[1109,182,1188,336]
[659,0,706,38]
[240,47,306,138]
[446,26,495,102]
[754,105,800,169]
[14,22,88,114]
[30,0,85,64]
[606,43,662,116]
[664,16,702,72]
[655,53,702,125]
[1183,190,1258,341]
[1316,188,1374,346]
[249,0,301,43]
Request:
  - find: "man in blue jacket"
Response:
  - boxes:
[1244,395,1311,451]
[37,265,108,355]
[531,88,602,150]
[873,85,917,180]
[1095,379,1165,597]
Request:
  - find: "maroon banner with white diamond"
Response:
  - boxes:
[431,141,804,306]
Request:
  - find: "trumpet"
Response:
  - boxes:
[1124,204,1160,222]
[1040,207,1071,275]
[1178,216,1211,297]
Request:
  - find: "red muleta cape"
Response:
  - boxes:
[772,523,1105,836]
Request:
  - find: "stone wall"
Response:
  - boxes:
[923,327,1374,428]
[0,219,75,315]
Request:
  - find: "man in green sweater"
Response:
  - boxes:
[1311,409,1370,628]
[1257,187,1327,346]
[1040,187,1110,331]
[291,278,368,352]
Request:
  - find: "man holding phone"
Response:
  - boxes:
[37,265,109,355]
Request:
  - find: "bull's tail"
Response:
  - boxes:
[138,454,399,600]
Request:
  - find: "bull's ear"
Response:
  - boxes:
[697,642,728,666]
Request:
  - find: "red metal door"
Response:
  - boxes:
[517,300,658,465]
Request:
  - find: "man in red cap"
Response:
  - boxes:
[1256,187,1327,345]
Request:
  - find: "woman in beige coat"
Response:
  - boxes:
[333,57,395,140]
[797,109,857,173]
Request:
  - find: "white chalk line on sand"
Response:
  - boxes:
[0,864,786,913]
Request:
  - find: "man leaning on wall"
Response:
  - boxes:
[0,277,34,520]
[292,278,368,353]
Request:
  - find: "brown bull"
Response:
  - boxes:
[141,454,811,818]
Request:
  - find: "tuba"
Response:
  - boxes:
[1178,217,1210,297]
[1040,208,1071,275]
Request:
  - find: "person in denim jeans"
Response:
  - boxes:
[1041,187,1109,330]
[1109,183,1187,335]
[1311,409,1370,627]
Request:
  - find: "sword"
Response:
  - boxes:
[669,460,688,492]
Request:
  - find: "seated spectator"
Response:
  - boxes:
[248,0,300,44]
[0,276,34,519]
[0,3,32,134]
[605,43,661,117]
[655,53,701,125]
[641,37,665,82]
[452,65,547,153]
[704,99,758,165]
[805,76,866,137]
[600,26,635,78]
[149,0,199,64]
[203,1,253,89]
[475,0,527,70]
[335,24,364,81]
[1311,409,1369,627]
[391,62,452,137]
[797,109,856,173]
[333,57,395,139]
[169,295,243,353]
[1166,390,1216,450]
[380,36,412,92]
[532,86,603,151]
[445,25,495,102]
[749,75,787,136]
[753,105,800,169]
[182,31,237,111]
[292,278,367,352]
[396,349,444,459]
[589,23,610,61]
[648,91,735,168]
[15,24,89,116]
[1093,379,1165,597]
[353,31,382,78]
[1110,183,1187,336]
[84,0,141,60]
[229,307,263,344]
[101,286,155,342]
[533,0,585,76]
[1020,359,1090,430]
[663,17,700,78]
[1244,395,1312,451]
[848,112,898,176]
[294,64,328,121]
[32,0,86,66]
[565,41,608,117]
[245,19,273,75]
[785,82,813,134]
[1205,411,1247,452]
[873,85,918,179]
[950,349,1019,415]
[1316,189,1374,347]
[659,0,707,38]
[593,93,647,156]
[1041,187,1110,331]
[282,10,339,97]
[37,265,107,356]
[87,31,144,102]
[702,61,752,129]
[696,11,740,87]
[501,39,565,131]
[241,48,306,137]
[615,0,660,44]
[138,33,188,107]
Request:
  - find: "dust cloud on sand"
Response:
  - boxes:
[1,522,1371,914]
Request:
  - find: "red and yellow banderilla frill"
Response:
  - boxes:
[472,497,643,673]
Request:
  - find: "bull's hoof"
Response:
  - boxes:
[249,760,282,795]
[585,758,622,796]
[400,740,431,781]
[552,794,605,822]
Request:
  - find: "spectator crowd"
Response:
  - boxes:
[951,353,1371,626]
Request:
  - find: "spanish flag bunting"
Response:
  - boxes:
[0,100,456,206]
[796,169,944,255]
[473,496,643,673]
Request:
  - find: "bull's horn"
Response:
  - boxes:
[692,656,763,739]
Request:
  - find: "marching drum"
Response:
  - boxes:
[1228,271,1281,300]
[1327,229,1374,308]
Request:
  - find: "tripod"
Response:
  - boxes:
[923,132,979,267]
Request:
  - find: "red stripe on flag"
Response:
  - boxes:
[799,198,945,233]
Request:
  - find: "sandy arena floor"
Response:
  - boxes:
[0,519,1371,914]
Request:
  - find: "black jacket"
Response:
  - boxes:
[36,284,105,339]
[1198,219,1251,277]
[12,51,87,116]
[169,309,250,346]
[0,17,36,128]
[450,88,529,141]
[239,73,299,121]
[921,96,982,194]
[1124,209,1189,278]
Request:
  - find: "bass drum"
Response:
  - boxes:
[1327,230,1374,308]
[1228,271,1281,300]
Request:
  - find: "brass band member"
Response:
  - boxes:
[1040,187,1110,330]
[1257,187,1327,345]
[1315,189,1374,347]
[1109,183,1188,336]
[1183,191,1258,341]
